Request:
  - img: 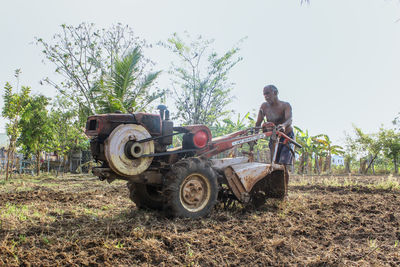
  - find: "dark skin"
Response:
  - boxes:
[256,86,292,197]
[255,87,293,134]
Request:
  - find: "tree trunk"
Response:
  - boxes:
[364,154,377,175]
[372,156,375,175]
[63,155,67,176]
[5,142,16,180]
[298,154,304,174]
[319,157,323,173]
[314,154,320,175]
[323,156,330,172]
[36,150,41,176]
[345,159,351,174]
[5,149,11,181]
[327,154,332,174]
[359,158,367,174]
[304,153,309,174]
[394,157,398,175]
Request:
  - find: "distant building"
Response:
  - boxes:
[331,154,344,166]
[0,133,9,158]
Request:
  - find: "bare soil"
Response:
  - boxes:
[0,174,399,266]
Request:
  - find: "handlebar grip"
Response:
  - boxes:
[291,139,302,149]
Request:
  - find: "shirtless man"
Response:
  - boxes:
[255,85,294,196]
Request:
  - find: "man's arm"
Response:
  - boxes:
[278,103,292,131]
[255,106,265,127]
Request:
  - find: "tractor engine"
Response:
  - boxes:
[85,105,212,182]
[85,106,173,178]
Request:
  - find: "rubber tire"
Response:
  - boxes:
[128,182,163,210]
[163,157,218,218]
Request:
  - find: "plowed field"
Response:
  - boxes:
[1,174,399,266]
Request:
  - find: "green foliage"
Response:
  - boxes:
[352,126,382,158]
[379,128,400,160]
[2,70,32,180]
[162,32,243,126]
[294,127,343,174]
[3,84,31,140]
[210,112,253,137]
[93,47,162,113]
[49,96,89,157]
[18,95,53,175]
[36,23,156,120]
[378,128,400,174]
[344,125,400,174]
[19,95,53,154]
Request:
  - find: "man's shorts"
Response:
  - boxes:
[269,131,295,165]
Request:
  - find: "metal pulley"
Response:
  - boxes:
[104,124,154,177]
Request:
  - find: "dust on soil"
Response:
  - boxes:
[0,174,399,266]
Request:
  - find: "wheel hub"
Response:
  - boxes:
[180,173,211,212]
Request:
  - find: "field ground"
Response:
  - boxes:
[0,173,399,266]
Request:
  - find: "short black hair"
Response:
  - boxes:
[263,84,278,94]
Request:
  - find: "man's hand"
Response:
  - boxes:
[262,122,275,132]
[277,124,285,132]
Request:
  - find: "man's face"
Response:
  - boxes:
[263,88,276,104]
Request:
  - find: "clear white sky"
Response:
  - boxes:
[1,0,399,145]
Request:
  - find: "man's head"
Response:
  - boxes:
[263,85,278,104]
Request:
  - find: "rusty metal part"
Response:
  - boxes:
[134,112,162,136]
[195,124,301,159]
[93,167,162,184]
[104,124,154,177]
[224,162,284,202]
[134,171,163,184]
[179,173,211,212]
[85,113,136,137]
[210,157,249,172]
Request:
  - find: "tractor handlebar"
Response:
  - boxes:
[249,124,302,149]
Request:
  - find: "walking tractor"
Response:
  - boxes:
[85,106,301,218]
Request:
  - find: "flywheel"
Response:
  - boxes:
[104,124,154,177]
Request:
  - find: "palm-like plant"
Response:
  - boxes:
[94,47,162,113]
[314,134,343,174]
[294,126,313,174]
[210,112,253,137]
[311,134,328,175]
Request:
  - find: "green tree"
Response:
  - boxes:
[311,135,327,175]
[379,128,400,174]
[343,133,358,174]
[393,113,400,130]
[162,32,243,126]
[36,23,157,120]
[49,96,88,173]
[93,47,162,113]
[1,70,31,180]
[294,126,314,174]
[210,112,253,137]
[315,134,343,174]
[352,126,382,174]
[19,95,53,176]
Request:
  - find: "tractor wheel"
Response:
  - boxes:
[128,182,163,210]
[163,157,218,218]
